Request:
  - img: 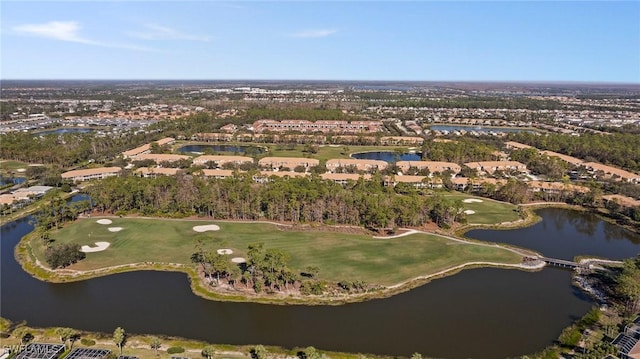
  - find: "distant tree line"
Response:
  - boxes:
[0,127,168,167]
[375,96,564,110]
[86,173,465,230]
[508,132,640,172]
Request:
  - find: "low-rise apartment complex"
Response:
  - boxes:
[464,161,528,175]
[62,167,122,182]
[193,155,253,166]
[258,157,319,171]
[252,120,382,134]
[326,159,388,173]
[396,161,462,175]
[122,137,175,159]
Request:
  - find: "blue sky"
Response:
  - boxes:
[1,1,639,82]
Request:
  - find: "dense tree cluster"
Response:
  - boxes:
[0,129,167,167]
[33,195,89,244]
[509,132,640,172]
[44,243,85,269]
[421,138,499,163]
[616,255,640,315]
[87,173,464,229]
[33,194,90,268]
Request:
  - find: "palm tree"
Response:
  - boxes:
[55,327,75,350]
[252,345,268,359]
[149,337,161,356]
[201,345,215,359]
[113,327,126,356]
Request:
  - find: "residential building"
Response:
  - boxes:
[504,141,533,150]
[202,169,235,179]
[253,119,383,134]
[325,159,388,173]
[396,161,461,175]
[464,161,528,175]
[61,167,122,182]
[583,162,640,183]
[612,317,640,359]
[253,171,310,183]
[528,181,589,194]
[258,157,319,171]
[379,136,425,145]
[602,194,640,208]
[193,155,253,167]
[540,150,584,166]
[321,173,370,184]
[450,177,506,191]
[122,137,175,158]
[135,167,180,177]
[132,153,190,164]
[384,175,430,188]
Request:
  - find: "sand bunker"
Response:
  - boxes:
[96,219,113,225]
[192,224,220,232]
[108,227,123,232]
[231,257,246,263]
[217,248,233,255]
[16,168,26,173]
[464,210,476,215]
[80,242,111,253]
[462,198,484,203]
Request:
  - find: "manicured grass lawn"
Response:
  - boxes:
[442,193,520,225]
[43,218,521,285]
[0,159,31,172]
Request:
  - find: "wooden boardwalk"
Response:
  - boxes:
[541,257,584,269]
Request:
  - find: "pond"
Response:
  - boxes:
[4,207,637,358]
[0,177,27,186]
[465,207,640,261]
[178,144,264,154]
[351,151,421,163]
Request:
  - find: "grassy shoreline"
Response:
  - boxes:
[0,322,380,359]
[15,198,629,307]
[15,216,533,305]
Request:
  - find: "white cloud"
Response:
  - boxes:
[129,24,211,42]
[13,21,98,45]
[291,29,337,38]
[13,20,153,51]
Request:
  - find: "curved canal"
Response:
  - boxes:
[2,208,639,358]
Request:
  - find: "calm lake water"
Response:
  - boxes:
[4,206,638,358]
[0,177,26,186]
[351,151,421,163]
[466,208,640,261]
[178,144,264,154]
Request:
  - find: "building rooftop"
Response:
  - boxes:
[135,167,180,176]
[65,348,111,359]
[61,167,122,178]
[193,155,253,163]
[133,154,190,162]
[14,344,65,359]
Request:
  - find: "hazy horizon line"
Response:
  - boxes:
[2,78,640,86]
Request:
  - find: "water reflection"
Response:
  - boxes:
[466,208,640,260]
[1,207,617,358]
